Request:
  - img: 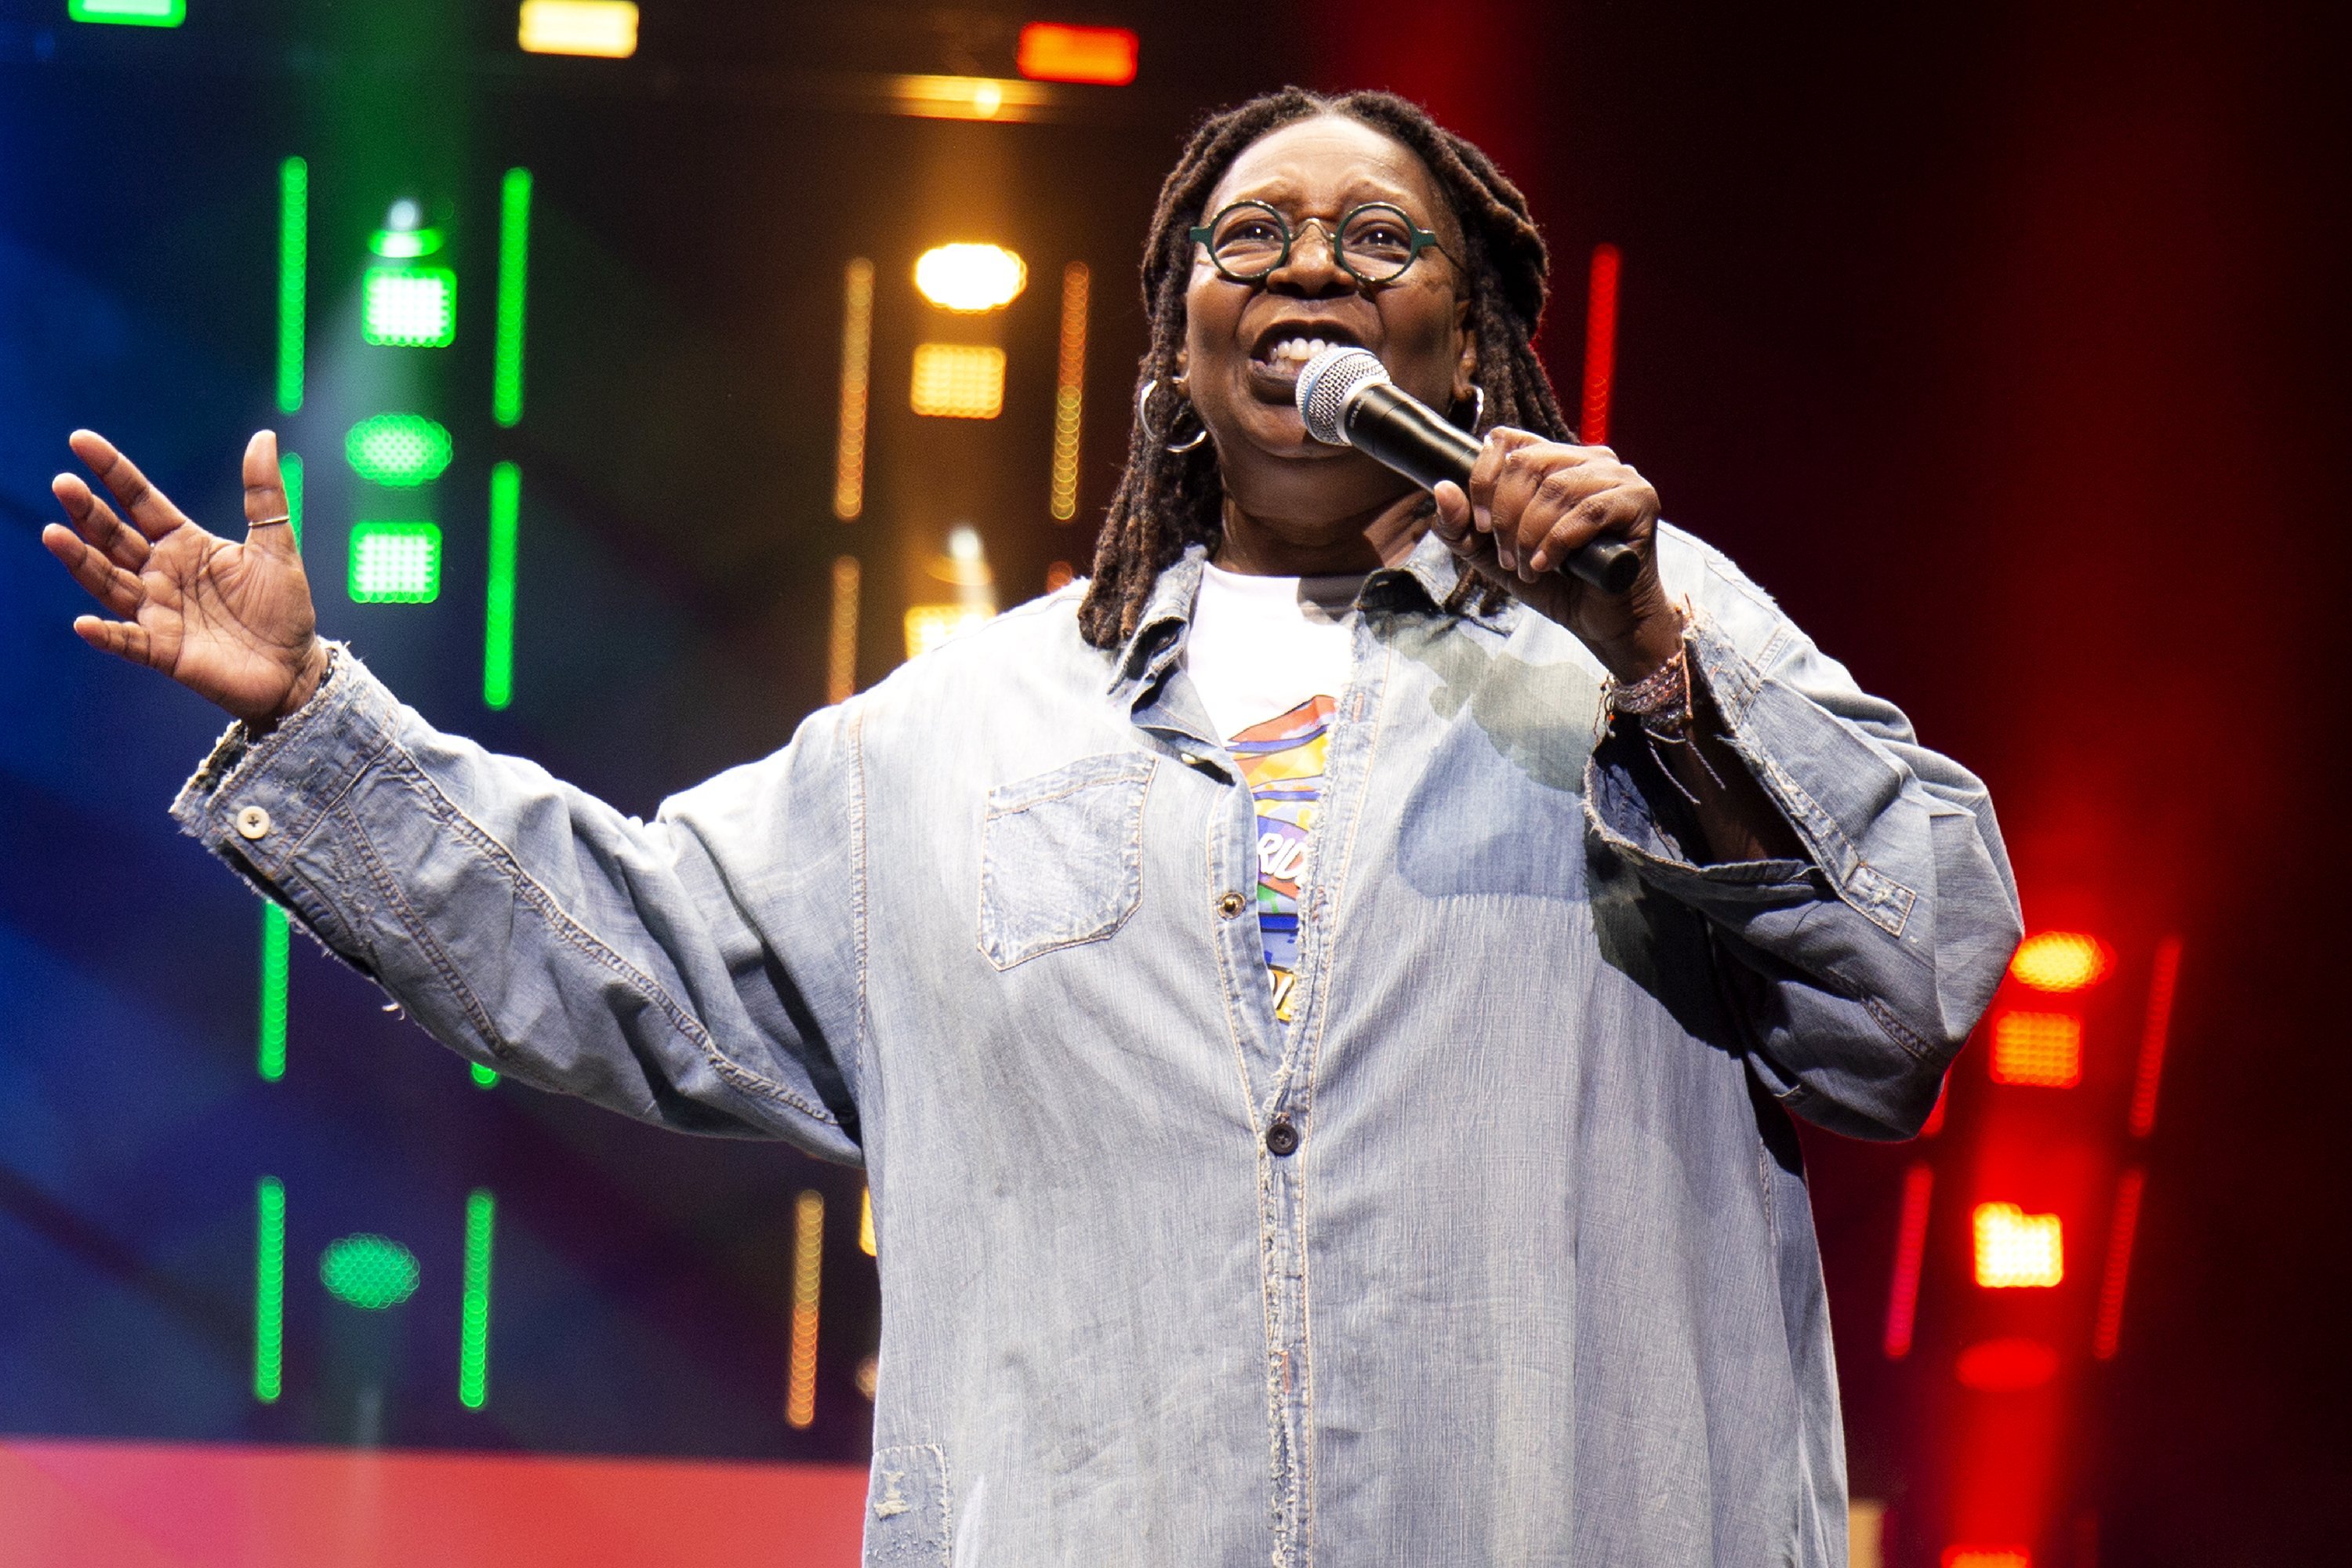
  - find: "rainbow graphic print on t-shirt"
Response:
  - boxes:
[1229,695,1336,1022]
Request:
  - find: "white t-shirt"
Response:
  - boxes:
[1184,564,1363,742]
[1183,564,1365,1021]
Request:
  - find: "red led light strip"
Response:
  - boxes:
[1581,243,1621,446]
[2129,936,2181,1137]
[1883,1161,1935,1359]
[2092,1167,2146,1359]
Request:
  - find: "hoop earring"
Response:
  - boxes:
[1457,384,1486,431]
[1137,378,1210,454]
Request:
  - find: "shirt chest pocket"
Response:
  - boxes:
[978,752,1156,971]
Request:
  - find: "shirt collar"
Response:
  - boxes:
[1105,529,1516,695]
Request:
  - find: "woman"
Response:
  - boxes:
[40,89,2018,1566]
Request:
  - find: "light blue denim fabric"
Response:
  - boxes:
[172,525,2020,1566]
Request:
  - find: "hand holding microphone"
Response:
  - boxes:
[1294,346,1680,674]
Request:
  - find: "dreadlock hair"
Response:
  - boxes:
[1077,87,1573,650]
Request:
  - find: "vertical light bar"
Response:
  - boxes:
[2092,1167,2147,1359]
[277,158,307,414]
[785,1189,823,1428]
[2129,936,2183,1138]
[826,556,861,704]
[858,1184,877,1257]
[833,260,874,520]
[459,1189,495,1409]
[1049,261,1089,520]
[281,450,304,548]
[258,904,290,1082]
[1580,242,1621,446]
[254,1177,285,1403]
[1882,1161,1933,1359]
[493,169,533,427]
[484,462,521,709]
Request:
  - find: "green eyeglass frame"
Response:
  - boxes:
[1189,199,1456,285]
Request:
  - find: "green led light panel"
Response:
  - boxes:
[281,450,303,546]
[259,903,289,1081]
[484,462,521,709]
[349,521,442,604]
[470,1062,500,1087]
[321,1234,420,1310]
[277,158,307,411]
[69,0,185,26]
[495,169,533,427]
[362,266,456,347]
[346,413,452,487]
[254,1178,285,1403]
[459,1189,495,1409]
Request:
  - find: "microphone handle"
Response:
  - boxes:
[1342,383,1644,595]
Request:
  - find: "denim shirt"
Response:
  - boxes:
[173,524,2020,1567]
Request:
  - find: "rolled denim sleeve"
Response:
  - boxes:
[170,647,864,1160]
[1584,532,2024,1139]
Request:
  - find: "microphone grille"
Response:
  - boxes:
[1295,347,1389,446]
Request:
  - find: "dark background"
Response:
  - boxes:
[3,0,2344,1561]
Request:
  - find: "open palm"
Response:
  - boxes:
[42,429,328,728]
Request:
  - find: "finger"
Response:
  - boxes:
[1531,488,1650,579]
[1515,467,1612,577]
[71,614,159,670]
[241,430,296,555]
[1464,427,1537,531]
[1486,445,1588,573]
[69,430,189,542]
[42,523,147,616]
[51,472,151,570]
[1431,480,1473,543]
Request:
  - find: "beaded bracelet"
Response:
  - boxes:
[1608,641,1693,741]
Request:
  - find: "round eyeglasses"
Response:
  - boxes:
[1189,200,1454,286]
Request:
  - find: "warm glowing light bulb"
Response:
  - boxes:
[914,244,1028,312]
[2009,930,2112,992]
[1973,1203,2063,1288]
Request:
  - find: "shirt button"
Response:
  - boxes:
[234,805,273,840]
[1264,1118,1300,1156]
[1217,891,1247,918]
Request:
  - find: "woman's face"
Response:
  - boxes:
[1181,114,1475,524]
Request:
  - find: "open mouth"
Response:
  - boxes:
[1248,322,1367,380]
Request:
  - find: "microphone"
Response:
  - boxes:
[1294,347,1642,594]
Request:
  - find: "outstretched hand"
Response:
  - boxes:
[42,430,328,729]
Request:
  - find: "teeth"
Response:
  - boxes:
[1263,336,1334,365]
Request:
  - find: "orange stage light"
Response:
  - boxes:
[1974,1203,2063,1288]
[1989,1011,2082,1087]
[1955,1337,2060,1392]
[2008,931,2111,993]
[1942,1550,2031,1568]
[1016,23,1140,85]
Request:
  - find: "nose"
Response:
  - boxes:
[1266,219,1354,298]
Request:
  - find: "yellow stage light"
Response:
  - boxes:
[1988,1010,2082,1087]
[887,74,1054,122]
[517,1,638,59]
[1973,1203,2063,1289]
[910,343,1006,419]
[2008,930,2111,992]
[915,245,1028,313]
[904,604,992,659]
